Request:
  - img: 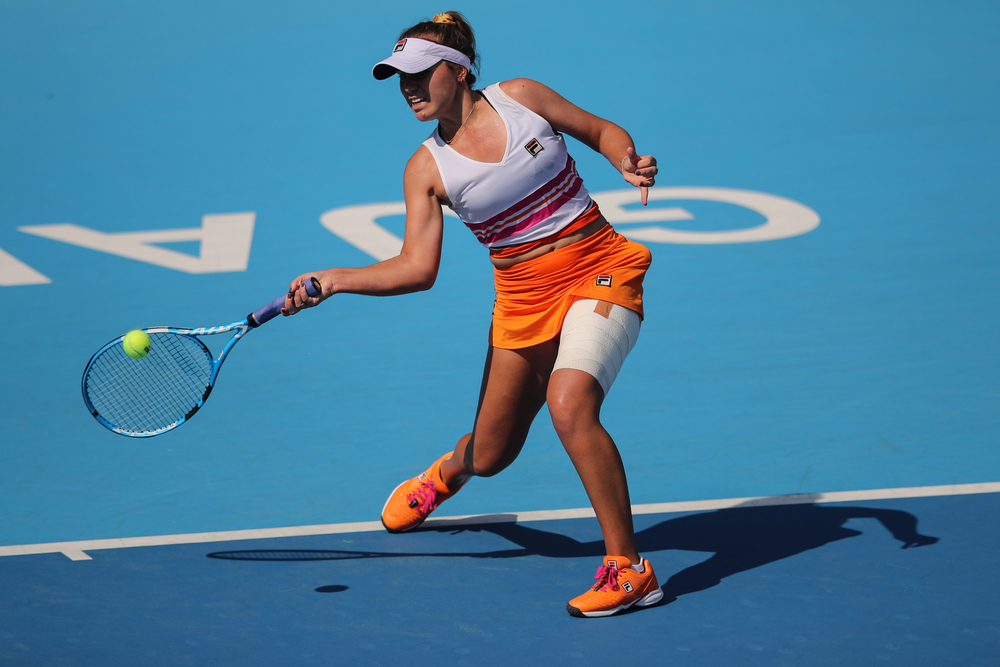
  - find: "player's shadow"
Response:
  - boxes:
[428,498,939,601]
[207,499,938,603]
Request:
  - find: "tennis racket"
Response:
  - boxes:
[82,277,321,438]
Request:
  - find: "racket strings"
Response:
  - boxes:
[84,333,214,434]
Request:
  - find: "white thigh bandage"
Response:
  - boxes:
[552,299,642,396]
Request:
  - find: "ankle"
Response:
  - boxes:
[608,553,643,571]
[438,454,470,490]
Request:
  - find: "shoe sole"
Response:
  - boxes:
[566,586,665,618]
[380,479,425,534]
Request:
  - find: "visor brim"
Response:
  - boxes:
[372,54,444,80]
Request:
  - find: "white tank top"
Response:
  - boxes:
[421,83,594,249]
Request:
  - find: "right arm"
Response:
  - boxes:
[284,146,446,314]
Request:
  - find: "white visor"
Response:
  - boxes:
[372,37,472,80]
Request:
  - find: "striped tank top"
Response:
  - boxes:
[421,82,594,249]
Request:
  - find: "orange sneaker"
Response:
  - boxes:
[566,555,664,617]
[380,453,463,533]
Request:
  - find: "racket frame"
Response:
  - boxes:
[81,318,251,437]
[81,277,319,438]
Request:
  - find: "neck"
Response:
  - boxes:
[438,88,477,143]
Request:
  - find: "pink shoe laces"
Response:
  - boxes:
[593,563,623,592]
[406,479,439,514]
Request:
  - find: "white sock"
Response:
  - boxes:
[630,557,645,574]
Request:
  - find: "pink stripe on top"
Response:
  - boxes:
[421,82,594,249]
[466,155,584,245]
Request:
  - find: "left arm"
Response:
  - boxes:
[500,78,657,204]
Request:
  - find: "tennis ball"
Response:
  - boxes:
[123,330,152,359]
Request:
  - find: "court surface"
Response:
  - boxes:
[1,1,998,665]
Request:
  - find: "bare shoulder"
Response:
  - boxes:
[498,78,604,141]
[404,144,447,202]
[404,145,437,185]
[498,78,567,115]
[406,143,436,170]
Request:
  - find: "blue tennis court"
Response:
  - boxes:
[1,1,998,664]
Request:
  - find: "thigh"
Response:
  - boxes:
[465,338,559,476]
[550,299,642,399]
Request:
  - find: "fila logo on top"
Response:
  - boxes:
[524,138,543,157]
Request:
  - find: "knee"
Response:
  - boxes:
[547,393,588,441]
[547,374,603,441]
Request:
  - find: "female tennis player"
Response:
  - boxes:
[284,11,661,617]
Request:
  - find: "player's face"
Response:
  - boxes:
[398,61,457,122]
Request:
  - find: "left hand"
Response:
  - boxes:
[621,146,657,205]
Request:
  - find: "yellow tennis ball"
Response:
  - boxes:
[123,330,152,359]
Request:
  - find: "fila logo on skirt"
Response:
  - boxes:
[596,274,613,287]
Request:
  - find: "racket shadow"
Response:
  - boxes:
[205,500,938,602]
[205,514,528,562]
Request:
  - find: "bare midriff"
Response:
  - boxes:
[488,210,609,269]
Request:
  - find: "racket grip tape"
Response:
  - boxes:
[305,276,321,297]
[248,276,322,327]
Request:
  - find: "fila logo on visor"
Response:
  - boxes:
[596,274,612,287]
[524,138,544,156]
[394,39,407,53]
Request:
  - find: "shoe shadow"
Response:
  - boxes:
[207,500,937,603]
[456,500,939,601]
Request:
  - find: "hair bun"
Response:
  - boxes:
[432,12,457,25]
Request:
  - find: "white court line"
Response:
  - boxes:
[2,481,997,561]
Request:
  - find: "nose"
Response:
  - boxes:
[399,75,419,93]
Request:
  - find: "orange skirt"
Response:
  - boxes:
[491,222,652,349]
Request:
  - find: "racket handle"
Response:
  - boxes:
[248,277,322,328]
[304,276,321,297]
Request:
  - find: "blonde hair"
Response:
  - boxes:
[399,11,480,86]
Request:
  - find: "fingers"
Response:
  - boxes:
[281,274,325,316]
[283,277,299,316]
[622,148,657,205]
[282,285,302,317]
[633,153,658,184]
[624,146,639,170]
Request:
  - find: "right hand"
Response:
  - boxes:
[282,273,326,316]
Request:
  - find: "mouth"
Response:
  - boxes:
[407,95,428,109]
